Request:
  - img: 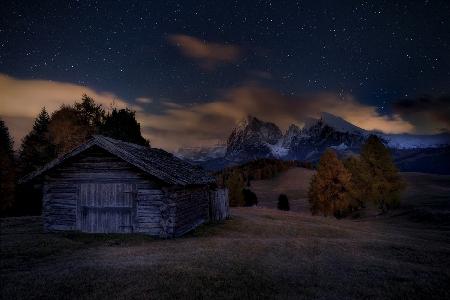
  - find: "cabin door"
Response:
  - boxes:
[78,183,135,233]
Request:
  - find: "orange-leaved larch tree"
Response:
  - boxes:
[308,149,353,218]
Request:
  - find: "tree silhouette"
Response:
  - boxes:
[74,94,105,132]
[0,118,16,213]
[100,108,149,146]
[308,149,352,218]
[19,108,55,175]
[48,105,89,155]
[343,156,370,210]
[225,170,245,206]
[242,188,258,206]
[360,135,405,212]
[277,194,290,211]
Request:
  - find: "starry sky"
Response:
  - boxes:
[1,0,450,150]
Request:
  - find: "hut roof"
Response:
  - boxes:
[20,135,215,186]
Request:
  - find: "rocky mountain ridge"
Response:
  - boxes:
[177,113,450,173]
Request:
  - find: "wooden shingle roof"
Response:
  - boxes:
[20,135,215,186]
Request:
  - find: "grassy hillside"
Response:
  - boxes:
[1,172,449,299]
[214,159,311,206]
[251,167,315,212]
[251,168,450,220]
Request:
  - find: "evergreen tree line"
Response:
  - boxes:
[0,94,149,216]
[308,135,405,218]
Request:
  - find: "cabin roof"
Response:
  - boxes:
[20,135,215,186]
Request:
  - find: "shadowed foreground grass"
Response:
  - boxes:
[1,204,450,300]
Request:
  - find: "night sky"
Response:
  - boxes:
[1,0,450,149]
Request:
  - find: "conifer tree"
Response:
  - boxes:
[360,135,404,212]
[100,107,149,146]
[74,94,105,132]
[0,118,16,213]
[308,149,352,218]
[19,108,55,175]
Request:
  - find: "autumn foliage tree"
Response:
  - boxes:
[21,94,149,166]
[49,94,106,155]
[359,135,405,212]
[224,170,246,206]
[308,149,353,218]
[343,155,370,210]
[48,105,89,155]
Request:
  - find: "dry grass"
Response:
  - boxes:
[1,171,450,299]
[251,167,314,212]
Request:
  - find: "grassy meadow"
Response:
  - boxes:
[1,170,449,299]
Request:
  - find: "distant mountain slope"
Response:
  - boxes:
[392,147,450,174]
[175,145,226,162]
[226,115,282,161]
[182,113,450,173]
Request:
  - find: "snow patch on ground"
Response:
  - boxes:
[330,143,348,151]
[305,150,318,159]
[381,133,450,149]
[265,141,289,158]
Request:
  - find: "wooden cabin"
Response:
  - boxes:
[21,135,228,238]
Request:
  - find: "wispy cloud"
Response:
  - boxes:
[139,85,415,150]
[392,95,450,133]
[0,73,425,152]
[168,34,241,69]
[135,97,153,104]
[0,73,131,145]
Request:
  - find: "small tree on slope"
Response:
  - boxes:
[278,194,290,211]
[360,135,405,213]
[308,149,352,218]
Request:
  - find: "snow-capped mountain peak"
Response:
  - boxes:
[178,113,450,174]
[226,115,282,158]
[282,124,301,147]
[304,112,364,134]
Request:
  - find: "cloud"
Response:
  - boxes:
[135,97,153,104]
[0,73,425,153]
[138,85,415,150]
[392,95,450,133]
[0,73,132,145]
[248,70,273,80]
[168,34,241,69]
[162,101,184,109]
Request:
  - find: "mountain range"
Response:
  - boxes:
[176,113,450,174]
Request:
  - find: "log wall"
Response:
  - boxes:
[43,146,165,234]
[42,146,211,237]
[209,188,230,222]
[169,186,209,237]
